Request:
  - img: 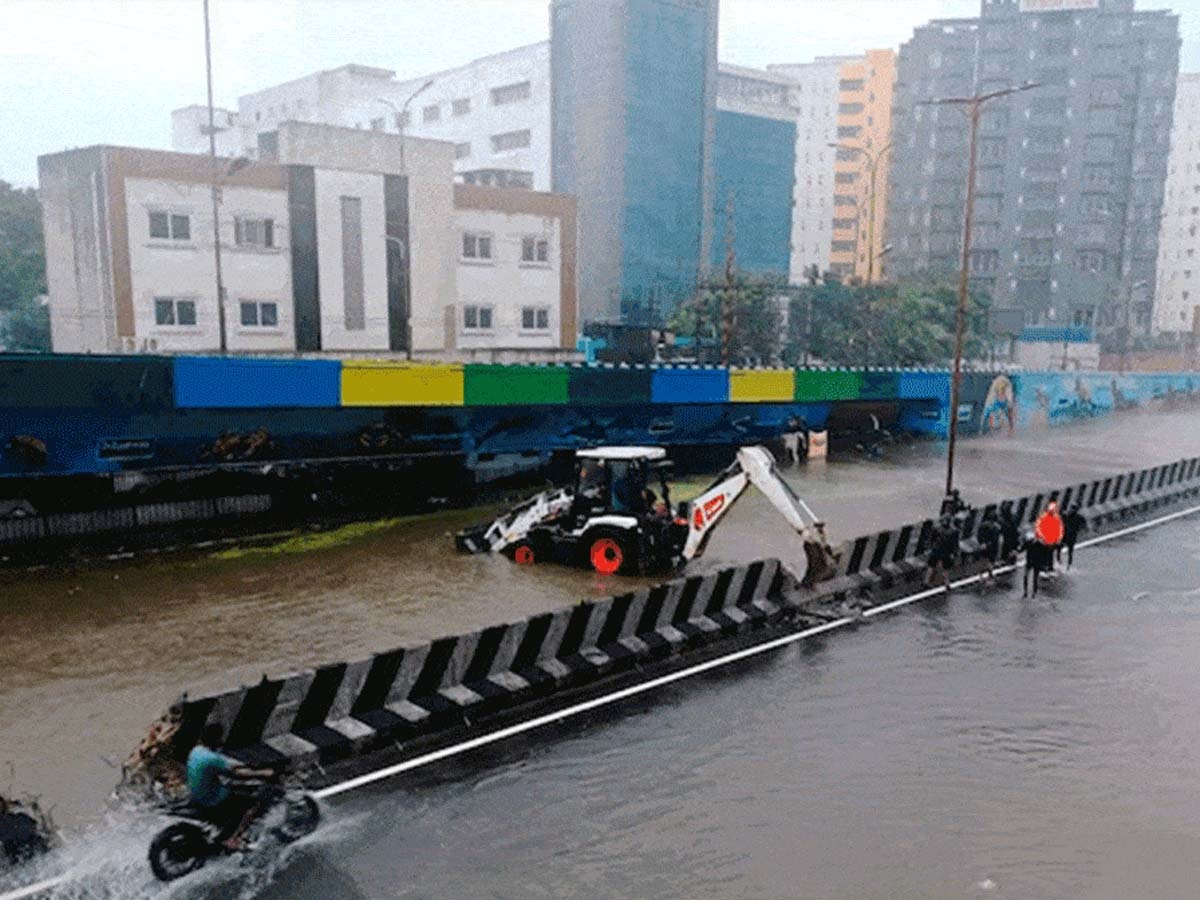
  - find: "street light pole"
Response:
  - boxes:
[202,0,227,353]
[379,79,434,174]
[925,83,1040,498]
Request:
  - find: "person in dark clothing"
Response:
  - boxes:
[925,515,960,592]
[940,489,966,518]
[1059,505,1088,569]
[999,505,1020,563]
[975,509,1002,582]
[1022,531,1053,598]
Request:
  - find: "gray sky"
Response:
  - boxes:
[2,0,1197,186]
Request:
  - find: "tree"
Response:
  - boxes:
[788,276,990,368]
[670,271,788,365]
[0,180,49,352]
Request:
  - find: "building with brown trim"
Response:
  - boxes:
[38,122,579,361]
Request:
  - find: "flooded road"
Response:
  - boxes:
[1,408,1198,828]
[252,515,1200,900]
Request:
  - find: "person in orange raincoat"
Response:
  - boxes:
[1034,501,1065,570]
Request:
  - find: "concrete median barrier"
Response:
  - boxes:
[136,456,1200,787]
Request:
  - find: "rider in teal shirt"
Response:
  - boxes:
[186,740,233,808]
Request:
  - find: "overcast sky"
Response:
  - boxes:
[2,0,1197,185]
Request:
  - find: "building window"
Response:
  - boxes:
[149,211,190,241]
[340,196,365,331]
[838,103,864,115]
[394,110,411,129]
[521,236,549,264]
[521,306,550,330]
[455,142,472,160]
[838,79,864,92]
[370,117,385,131]
[462,304,493,330]
[153,297,197,327]
[462,231,493,260]
[239,300,278,328]
[234,217,275,248]
[422,104,440,123]
[490,81,531,106]
[491,130,532,153]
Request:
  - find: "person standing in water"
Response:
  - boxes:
[1060,504,1089,569]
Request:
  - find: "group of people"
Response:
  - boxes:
[924,491,1088,598]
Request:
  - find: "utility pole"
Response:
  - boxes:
[925,83,1039,498]
[721,191,736,367]
[203,0,227,353]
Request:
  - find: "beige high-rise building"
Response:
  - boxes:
[830,50,896,283]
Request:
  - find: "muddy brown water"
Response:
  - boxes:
[1,407,1197,830]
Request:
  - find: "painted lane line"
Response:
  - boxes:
[4,502,1197,900]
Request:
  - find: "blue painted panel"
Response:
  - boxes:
[710,109,795,276]
[174,357,341,409]
[898,371,950,401]
[651,368,730,404]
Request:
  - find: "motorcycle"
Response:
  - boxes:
[147,773,320,882]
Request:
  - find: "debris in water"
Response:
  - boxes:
[978,878,997,891]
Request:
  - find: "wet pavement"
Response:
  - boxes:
[0,406,1197,828]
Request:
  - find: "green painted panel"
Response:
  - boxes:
[464,365,570,406]
[794,369,863,402]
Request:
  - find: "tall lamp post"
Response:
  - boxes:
[377,79,434,174]
[828,141,893,284]
[925,83,1039,498]
[201,0,227,352]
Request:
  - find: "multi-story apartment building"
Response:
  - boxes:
[40,123,577,360]
[767,58,845,284]
[830,50,896,282]
[172,44,552,190]
[551,0,719,326]
[712,64,796,278]
[1154,73,1200,336]
[768,52,896,285]
[887,0,1180,344]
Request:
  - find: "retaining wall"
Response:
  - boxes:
[156,455,1200,780]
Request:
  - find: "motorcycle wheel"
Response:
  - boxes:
[273,795,320,843]
[149,822,209,882]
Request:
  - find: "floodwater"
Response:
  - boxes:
[253,515,1200,900]
[8,478,1200,899]
[0,407,1197,834]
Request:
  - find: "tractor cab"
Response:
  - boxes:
[572,447,673,522]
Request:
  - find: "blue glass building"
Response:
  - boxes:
[551,0,719,326]
[710,108,795,277]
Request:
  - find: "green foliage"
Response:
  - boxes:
[0,180,49,352]
[788,277,990,368]
[670,271,788,365]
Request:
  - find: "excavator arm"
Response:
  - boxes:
[682,445,836,586]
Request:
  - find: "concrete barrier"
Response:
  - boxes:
[166,558,796,770]
[0,494,273,547]
[146,456,1200,781]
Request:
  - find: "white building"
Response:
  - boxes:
[171,43,553,191]
[767,58,847,284]
[40,123,577,360]
[1154,73,1200,336]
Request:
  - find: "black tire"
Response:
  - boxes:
[148,822,209,882]
[273,795,320,844]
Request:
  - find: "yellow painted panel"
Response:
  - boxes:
[340,361,465,406]
[729,369,794,403]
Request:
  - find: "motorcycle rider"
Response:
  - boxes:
[187,723,275,851]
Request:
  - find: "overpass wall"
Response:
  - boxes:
[2,355,1198,480]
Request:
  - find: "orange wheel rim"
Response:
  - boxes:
[590,538,623,575]
[514,545,535,565]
